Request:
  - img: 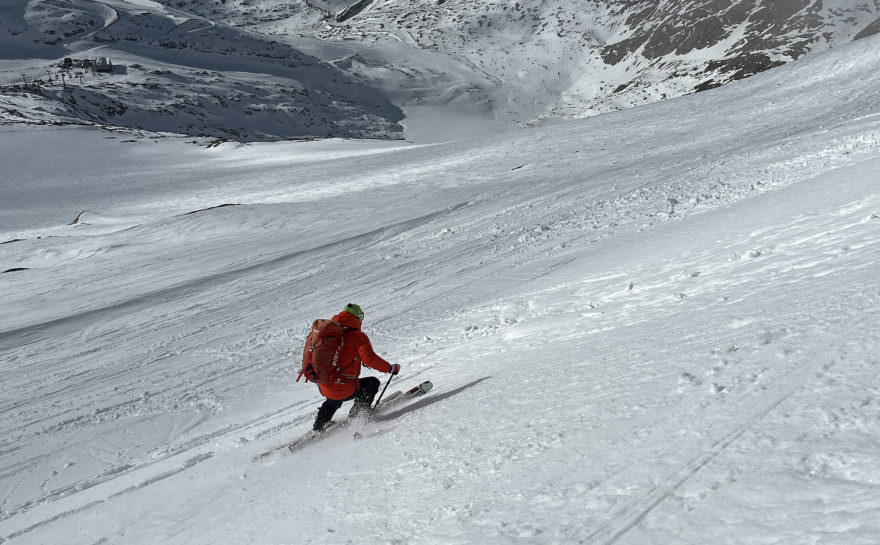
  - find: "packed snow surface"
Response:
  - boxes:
[1,34,880,544]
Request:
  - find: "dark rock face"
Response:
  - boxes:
[855,15,880,39]
[335,0,372,22]
[604,0,838,65]
[614,0,757,60]
[597,0,878,97]
[707,52,784,80]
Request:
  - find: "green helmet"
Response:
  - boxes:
[343,303,364,321]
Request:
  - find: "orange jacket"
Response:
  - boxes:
[317,310,392,400]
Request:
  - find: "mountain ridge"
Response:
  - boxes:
[2,0,879,139]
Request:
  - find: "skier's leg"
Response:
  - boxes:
[314,397,343,431]
[349,377,380,418]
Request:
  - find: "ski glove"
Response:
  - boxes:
[389,364,401,375]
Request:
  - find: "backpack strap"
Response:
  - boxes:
[333,327,358,381]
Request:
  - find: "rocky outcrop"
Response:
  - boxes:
[855,15,880,39]
[335,0,372,22]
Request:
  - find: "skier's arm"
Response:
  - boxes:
[356,334,392,373]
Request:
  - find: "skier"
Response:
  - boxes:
[310,303,400,432]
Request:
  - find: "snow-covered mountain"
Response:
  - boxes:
[1,25,879,544]
[2,0,879,140]
[287,0,880,120]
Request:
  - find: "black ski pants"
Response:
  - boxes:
[314,376,380,431]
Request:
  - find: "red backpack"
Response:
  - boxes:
[297,319,354,384]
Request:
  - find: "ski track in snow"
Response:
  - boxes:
[0,35,879,545]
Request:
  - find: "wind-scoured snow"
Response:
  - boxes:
[1,30,879,544]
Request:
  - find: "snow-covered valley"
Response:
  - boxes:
[1,18,879,542]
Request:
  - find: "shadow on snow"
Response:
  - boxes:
[376,376,491,422]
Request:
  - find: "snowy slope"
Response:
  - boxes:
[2,33,880,544]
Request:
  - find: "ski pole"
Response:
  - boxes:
[374,373,394,409]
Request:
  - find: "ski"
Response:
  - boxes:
[252,381,432,461]
[376,380,433,409]
[288,381,432,452]
[285,421,348,454]
[353,380,434,441]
